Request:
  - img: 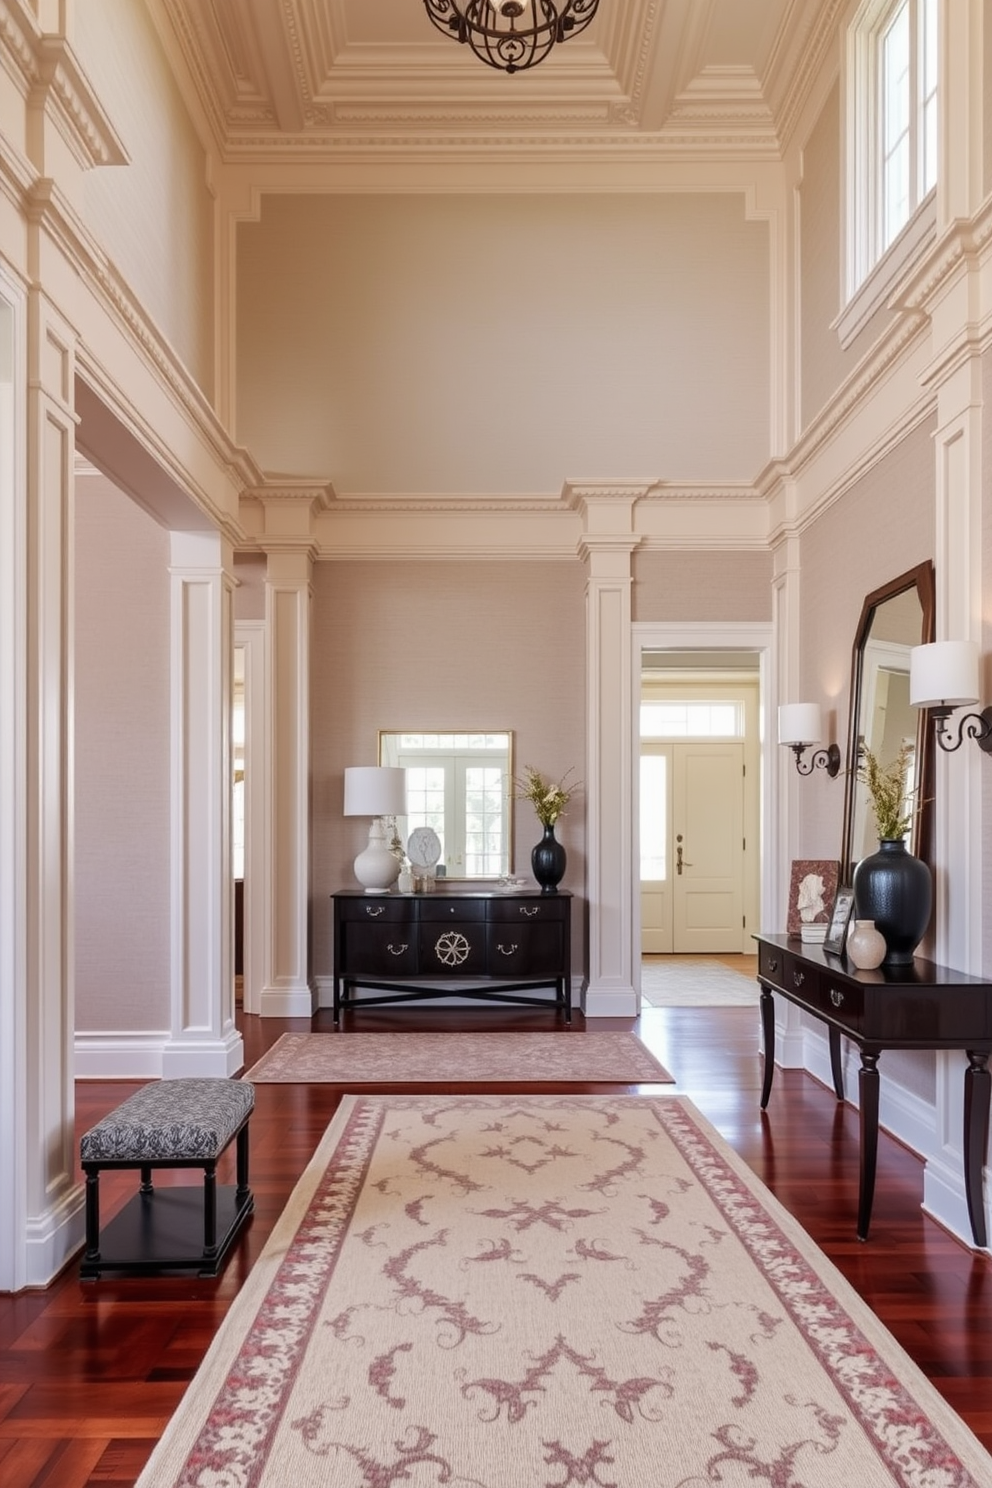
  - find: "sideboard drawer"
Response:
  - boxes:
[757,941,786,987]
[340,923,418,976]
[488,897,567,924]
[803,972,863,1033]
[419,900,487,923]
[487,922,563,976]
[337,898,412,924]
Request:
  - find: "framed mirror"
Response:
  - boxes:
[378,730,514,879]
[840,562,935,879]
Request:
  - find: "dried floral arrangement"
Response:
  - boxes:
[856,742,916,842]
[514,766,581,828]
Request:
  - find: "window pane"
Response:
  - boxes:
[640,754,667,881]
[640,701,743,738]
[881,3,911,248]
[464,765,505,876]
[404,767,447,862]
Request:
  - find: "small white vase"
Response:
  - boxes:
[397,867,415,894]
[846,919,886,971]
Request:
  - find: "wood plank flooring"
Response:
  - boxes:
[1,996,990,1485]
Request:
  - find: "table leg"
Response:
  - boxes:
[759,985,775,1109]
[828,1026,845,1101]
[858,1050,880,1241]
[963,1051,990,1249]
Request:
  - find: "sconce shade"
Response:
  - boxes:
[343,766,407,818]
[909,641,980,709]
[778,703,823,747]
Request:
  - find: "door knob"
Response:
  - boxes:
[676,844,693,875]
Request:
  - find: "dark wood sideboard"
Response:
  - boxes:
[754,933,992,1246]
[332,889,572,1026]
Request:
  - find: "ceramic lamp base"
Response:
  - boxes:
[353,819,400,893]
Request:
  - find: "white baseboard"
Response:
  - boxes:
[74,1031,170,1081]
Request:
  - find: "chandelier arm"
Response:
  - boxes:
[422,0,599,74]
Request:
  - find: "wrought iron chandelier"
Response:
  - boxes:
[423,0,600,75]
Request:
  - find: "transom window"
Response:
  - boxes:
[640,701,744,740]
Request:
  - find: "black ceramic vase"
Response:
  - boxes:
[852,838,932,966]
[532,823,566,894]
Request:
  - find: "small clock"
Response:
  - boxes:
[407,826,442,871]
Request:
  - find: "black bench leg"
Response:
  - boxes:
[235,1124,250,1204]
[84,1168,101,1261]
[140,1164,154,1195]
[203,1162,218,1255]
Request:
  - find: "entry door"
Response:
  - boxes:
[641,742,745,953]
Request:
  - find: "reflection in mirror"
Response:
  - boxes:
[378,731,514,878]
[840,563,934,879]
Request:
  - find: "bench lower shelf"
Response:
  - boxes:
[80,1185,254,1280]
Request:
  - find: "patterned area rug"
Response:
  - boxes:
[641,956,759,1007]
[243,1031,673,1084]
[138,1095,992,1488]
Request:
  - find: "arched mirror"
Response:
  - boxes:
[840,562,935,879]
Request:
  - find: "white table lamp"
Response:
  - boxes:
[343,766,407,892]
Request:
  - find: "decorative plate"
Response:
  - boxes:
[407,826,442,870]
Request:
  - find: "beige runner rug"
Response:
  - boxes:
[243,1030,673,1084]
[138,1095,992,1488]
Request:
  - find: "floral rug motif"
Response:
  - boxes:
[138,1095,992,1488]
[242,1030,673,1084]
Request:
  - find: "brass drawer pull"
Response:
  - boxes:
[520,907,539,918]
[365,905,385,917]
[496,943,519,956]
[792,969,805,988]
[386,943,409,956]
[830,988,844,1007]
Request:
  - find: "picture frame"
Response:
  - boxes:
[822,886,855,956]
[786,858,840,937]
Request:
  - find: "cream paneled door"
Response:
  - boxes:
[641,743,745,953]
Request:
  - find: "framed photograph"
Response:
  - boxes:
[786,859,840,937]
[822,886,855,956]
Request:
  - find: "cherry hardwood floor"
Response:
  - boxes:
[1,999,990,1485]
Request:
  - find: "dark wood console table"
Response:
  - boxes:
[332,889,572,1026]
[754,933,992,1247]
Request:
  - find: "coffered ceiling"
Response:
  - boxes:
[158,0,839,161]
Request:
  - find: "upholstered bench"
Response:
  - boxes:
[79,1078,254,1280]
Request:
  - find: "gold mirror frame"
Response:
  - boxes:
[840,562,935,879]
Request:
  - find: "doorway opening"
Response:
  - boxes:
[639,660,760,957]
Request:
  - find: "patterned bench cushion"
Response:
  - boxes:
[80,1079,254,1163]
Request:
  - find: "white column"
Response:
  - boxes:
[165,532,243,1077]
[570,484,646,1017]
[770,535,807,1069]
[260,548,315,1017]
[0,283,83,1288]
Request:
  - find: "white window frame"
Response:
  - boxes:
[838,0,937,348]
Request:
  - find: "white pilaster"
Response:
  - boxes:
[571,484,646,1017]
[771,534,806,1068]
[260,548,315,1017]
[166,532,243,1076]
[0,283,84,1287]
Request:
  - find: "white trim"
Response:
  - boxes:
[835,190,936,348]
[235,620,268,1017]
[0,269,27,1292]
[630,620,776,1005]
[74,1031,172,1081]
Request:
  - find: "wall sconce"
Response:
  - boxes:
[343,765,408,892]
[778,703,841,777]
[909,640,992,753]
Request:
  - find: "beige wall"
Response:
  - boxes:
[799,82,898,431]
[633,550,773,622]
[74,475,171,1033]
[234,554,267,621]
[310,559,587,975]
[75,0,214,396]
[236,193,770,498]
[797,415,935,865]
